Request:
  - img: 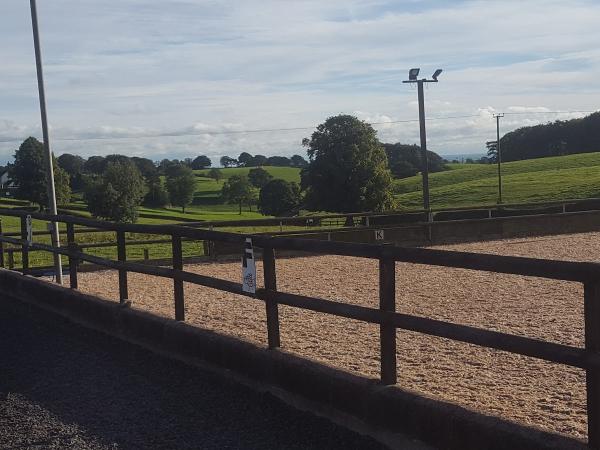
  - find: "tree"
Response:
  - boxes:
[84,155,105,174]
[84,160,146,222]
[290,154,308,167]
[220,156,237,168]
[247,187,259,212]
[209,168,223,183]
[191,155,212,170]
[266,155,291,166]
[131,156,159,182]
[53,166,72,205]
[259,179,301,216]
[221,175,254,214]
[237,152,253,167]
[158,158,179,174]
[383,143,446,179]
[248,167,273,188]
[57,153,86,190]
[103,154,130,169]
[301,115,395,212]
[252,154,268,166]
[166,164,196,213]
[10,137,71,207]
[57,153,85,175]
[143,179,169,207]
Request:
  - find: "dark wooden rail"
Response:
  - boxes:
[1,208,600,447]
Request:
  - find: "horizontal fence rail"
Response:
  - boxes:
[1,207,599,448]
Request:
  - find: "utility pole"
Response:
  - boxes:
[493,113,504,204]
[403,68,442,213]
[417,81,430,210]
[30,0,63,284]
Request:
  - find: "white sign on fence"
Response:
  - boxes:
[26,215,33,245]
[241,237,256,294]
[374,229,385,241]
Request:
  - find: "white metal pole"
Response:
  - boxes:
[30,0,63,284]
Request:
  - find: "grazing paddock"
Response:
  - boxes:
[69,232,600,441]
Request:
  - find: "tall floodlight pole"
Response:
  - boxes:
[30,0,63,284]
[494,113,504,204]
[403,68,442,212]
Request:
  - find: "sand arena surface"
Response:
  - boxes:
[70,232,600,440]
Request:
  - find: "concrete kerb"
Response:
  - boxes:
[0,268,587,450]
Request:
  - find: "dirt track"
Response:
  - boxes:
[72,232,600,440]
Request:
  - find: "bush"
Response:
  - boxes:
[259,179,301,216]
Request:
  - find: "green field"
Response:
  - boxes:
[394,152,600,209]
[3,153,600,269]
[0,166,303,268]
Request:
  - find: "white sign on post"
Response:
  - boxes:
[374,229,384,241]
[26,215,33,245]
[241,237,256,294]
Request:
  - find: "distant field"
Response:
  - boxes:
[4,153,600,232]
[395,152,600,209]
[194,166,300,182]
[193,166,301,203]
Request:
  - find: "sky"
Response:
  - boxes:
[1,0,599,165]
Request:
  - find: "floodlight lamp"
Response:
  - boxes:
[432,69,443,81]
[408,68,420,80]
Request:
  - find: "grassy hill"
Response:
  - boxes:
[394,152,600,209]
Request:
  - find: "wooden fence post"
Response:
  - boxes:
[379,251,397,385]
[68,243,79,289]
[586,282,600,449]
[263,245,281,349]
[116,230,128,304]
[0,218,4,268]
[143,248,149,260]
[172,234,185,321]
[66,223,78,289]
[20,216,29,275]
[8,249,14,269]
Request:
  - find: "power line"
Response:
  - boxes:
[0,114,484,144]
[503,109,597,115]
[0,110,596,144]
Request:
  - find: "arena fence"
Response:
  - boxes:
[1,208,600,448]
[4,195,600,269]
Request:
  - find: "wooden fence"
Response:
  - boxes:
[2,208,600,448]
[6,195,600,270]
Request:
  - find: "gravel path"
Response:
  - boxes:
[71,231,600,441]
[0,301,390,450]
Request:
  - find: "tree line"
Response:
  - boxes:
[9,138,199,222]
[219,152,308,168]
[499,111,600,162]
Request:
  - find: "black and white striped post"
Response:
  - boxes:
[242,237,256,294]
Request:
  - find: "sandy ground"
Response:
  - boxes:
[68,232,600,440]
